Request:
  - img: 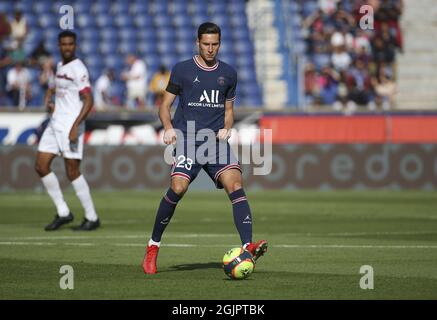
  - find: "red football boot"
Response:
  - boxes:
[143,245,159,274]
[245,240,268,261]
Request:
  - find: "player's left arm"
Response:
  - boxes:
[69,89,93,144]
[217,100,234,141]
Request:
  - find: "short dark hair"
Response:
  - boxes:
[58,30,76,42]
[197,22,221,41]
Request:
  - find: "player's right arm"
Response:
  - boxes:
[159,90,177,145]
[160,64,182,145]
[43,87,55,113]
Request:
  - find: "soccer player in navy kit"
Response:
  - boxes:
[143,23,267,274]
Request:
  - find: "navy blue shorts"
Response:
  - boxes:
[170,139,241,189]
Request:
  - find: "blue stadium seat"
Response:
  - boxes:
[292,41,307,55]
[88,66,104,82]
[33,2,51,15]
[153,15,172,28]
[191,13,210,28]
[227,0,246,15]
[99,41,118,55]
[96,14,114,28]
[26,30,43,45]
[208,2,226,15]
[104,56,124,72]
[134,14,154,29]
[80,29,100,42]
[38,14,58,28]
[238,68,257,82]
[118,28,137,41]
[72,2,90,14]
[175,27,195,42]
[172,15,191,28]
[156,41,176,54]
[188,0,207,15]
[81,41,99,55]
[23,41,38,56]
[100,28,118,41]
[234,40,254,55]
[77,14,96,29]
[176,41,194,56]
[137,28,157,42]
[118,41,138,56]
[92,2,108,14]
[169,1,187,15]
[210,14,230,30]
[114,14,135,28]
[178,52,193,62]
[236,54,255,68]
[130,1,150,15]
[241,95,263,107]
[312,53,331,70]
[303,1,318,17]
[229,14,248,28]
[156,27,176,41]
[232,27,251,40]
[85,54,104,70]
[111,2,130,15]
[160,55,178,70]
[14,2,33,14]
[149,1,168,15]
[137,41,158,55]
[143,54,160,70]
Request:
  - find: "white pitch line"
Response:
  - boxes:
[2,231,437,242]
[1,242,437,249]
[275,244,437,249]
[0,234,235,241]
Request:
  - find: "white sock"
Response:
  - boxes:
[41,172,70,217]
[71,175,98,222]
[148,239,161,247]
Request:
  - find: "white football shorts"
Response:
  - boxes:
[38,121,85,159]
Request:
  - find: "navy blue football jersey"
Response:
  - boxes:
[166,55,237,135]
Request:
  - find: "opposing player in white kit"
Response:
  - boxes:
[35,31,101,231]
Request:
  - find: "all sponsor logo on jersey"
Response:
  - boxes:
[188,90,223,108]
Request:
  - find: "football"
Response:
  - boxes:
[222,247,255,280]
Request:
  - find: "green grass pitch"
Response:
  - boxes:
[1,190,436,299]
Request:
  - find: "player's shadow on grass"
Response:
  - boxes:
[169,262,222,271]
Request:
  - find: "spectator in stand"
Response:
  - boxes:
[331,42,352,72]
[148,64,171,107]
[370,67,397,111]
[372,35,395,66]
[346,58,372,108]
[121,53,148,109]
[39,57,55,92]
[0,13,11,44]
[304,62,321,105]
[10,10,28,47]
[318,0,340,15]
[29,40,51,68]
[94,69,116,110]
[319,65,340,105]
[6,60,31,108]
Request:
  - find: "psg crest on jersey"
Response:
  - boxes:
[217,76,226,86]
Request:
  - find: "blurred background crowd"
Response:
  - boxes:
[302,0,403,112]
[0,0,406,112]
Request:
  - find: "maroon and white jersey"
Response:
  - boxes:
[52,58,91,130]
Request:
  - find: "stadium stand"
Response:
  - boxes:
[0,0,263,108]
[281,0,404,111]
